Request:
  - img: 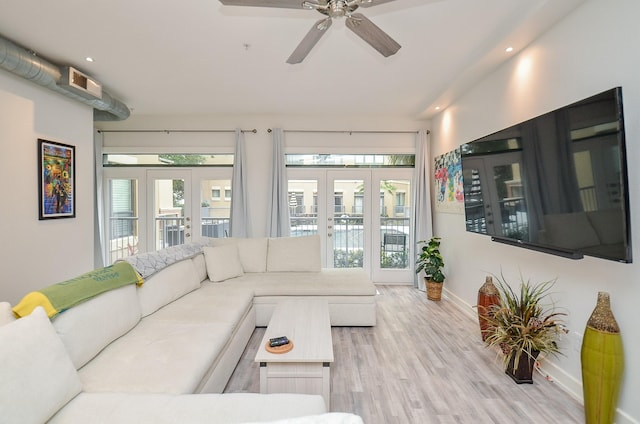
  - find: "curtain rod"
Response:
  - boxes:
[96,129,257,134]
[267,129,428,135]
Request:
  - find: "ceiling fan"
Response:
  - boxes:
[219,0,402,64]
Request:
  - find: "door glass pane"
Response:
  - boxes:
[108,179,138,263]
[463,167,487,233]
[200,179,231,238]
[154,178,185,249]
[288,180,318,237]
[380,179,411,269]
[493,163,528,240]
[333,179,363,268]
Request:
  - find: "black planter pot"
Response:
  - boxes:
[506,350,540,384]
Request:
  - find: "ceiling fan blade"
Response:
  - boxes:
[357,0,401,7]
[287,18,333,64]
[218,0,307,9]
[345,13,401,57]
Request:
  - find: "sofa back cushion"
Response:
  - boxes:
[203,245,245,282]
[267,235,321,272]
[52,284,141,369]
[0,307,82,424]
[192,253,208,282]
[209,237,268,272]
[0,301,15,327]
[137,259,201,317]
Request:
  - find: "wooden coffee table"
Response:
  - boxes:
[255,299,333,409]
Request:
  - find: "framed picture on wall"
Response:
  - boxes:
[38,139,76,220]
[434,148,464,214]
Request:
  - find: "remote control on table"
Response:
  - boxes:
[269,336,289,347]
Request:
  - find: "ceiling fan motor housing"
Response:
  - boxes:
[307,0,364,18]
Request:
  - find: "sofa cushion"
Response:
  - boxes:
[78,319,233,394]
[138,258,201,317]
[210,237,268,272]
[221,269,377,297]
[52,284,141,369]
[148,283,254,327]
[0,307,82,424]
[267,235,321,272]
[203,245,244,282]
[48,393,327,424]
[0,301,15,326]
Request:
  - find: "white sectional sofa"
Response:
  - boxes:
[0,235,374,424]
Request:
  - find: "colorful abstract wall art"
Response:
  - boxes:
[434,148,464,214]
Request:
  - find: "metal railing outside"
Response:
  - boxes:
[108,216,138,263]
[107,216,231,265]
[201,217,230,238]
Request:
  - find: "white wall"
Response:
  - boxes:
[0,72,95,305]
[430,1,640,423]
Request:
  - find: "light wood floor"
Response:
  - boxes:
[225,285,584,423]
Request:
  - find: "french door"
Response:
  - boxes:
[288,168,413,283]
[146,170,193,251]
[104,167,233,265]
[462,152,527,239]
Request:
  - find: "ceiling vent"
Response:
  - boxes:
[59,66,102,100]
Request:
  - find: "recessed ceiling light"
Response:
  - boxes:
[85,57,94,62]
[505,47,514,53]
[435,106,441,110]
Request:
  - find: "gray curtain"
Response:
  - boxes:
[267,128,290,237]
[230,129,250,237]
[411,130,433,290]
[93,130,105,268]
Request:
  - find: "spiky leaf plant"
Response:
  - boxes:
[484,273,567,371]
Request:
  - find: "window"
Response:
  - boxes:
[108,179,138,262]
[103,150,234,263]
[202,179,231,238]
[103,153,234,167]
[334,192,344,214]
[288,191,305,216]
[395,191,406,216]
[286,154,415,167]
[353,193,364,215]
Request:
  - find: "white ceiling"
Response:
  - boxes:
[0,0,585,120]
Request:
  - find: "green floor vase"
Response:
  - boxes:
[581,292,624,424]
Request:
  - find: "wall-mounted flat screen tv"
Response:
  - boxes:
[461,87,632,263]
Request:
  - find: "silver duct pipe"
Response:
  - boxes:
[0,35,130,121]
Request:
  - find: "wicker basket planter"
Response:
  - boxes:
[426,279,443,301]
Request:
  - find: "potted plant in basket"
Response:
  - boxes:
[416,237,446,301]
[483,273,567,384]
